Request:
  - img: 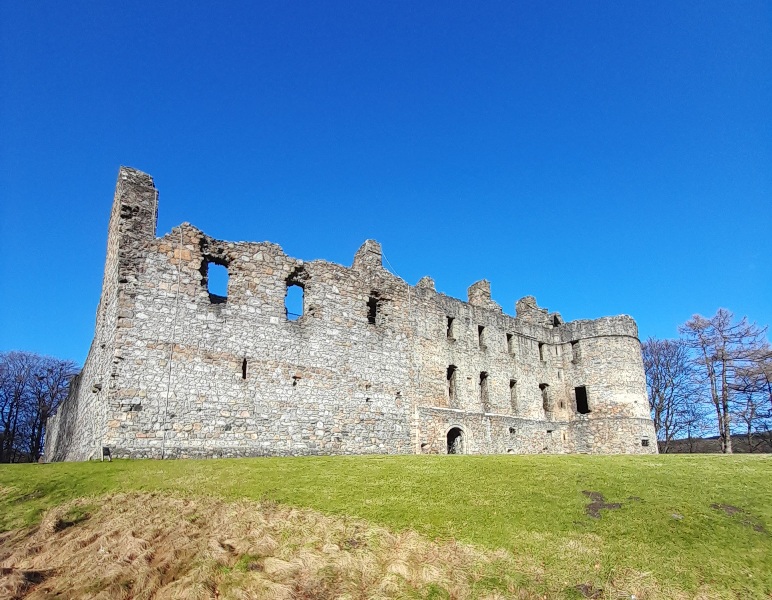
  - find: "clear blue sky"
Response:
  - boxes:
[1,1,770,365]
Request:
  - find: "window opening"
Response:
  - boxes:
[447,365,458,407]
[241,358,247,380]
[641,439,650,447]
[478,326,485,349]
[509,379,518,412]
[480,371,489,411]
[540,383,551,413]
[506,333,514,354]
[553,315,561,327]
[575,386,590,414]
[205,260,229,304]
[446,316,455,339]
[571,341,580,363]
[538,342,545,361]
[285,284,304,320]
[447,427,464,454]
[367,293,379,325]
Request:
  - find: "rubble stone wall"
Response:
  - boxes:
[45,167,657,460]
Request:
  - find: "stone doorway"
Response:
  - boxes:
[447,427,464,454]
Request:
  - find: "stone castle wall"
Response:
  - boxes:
[45,167,657,461]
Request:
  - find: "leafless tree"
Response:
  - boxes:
[642,337,698,452]
[0,351,78,462]
[732,344,772,452]
[679,309,768,454]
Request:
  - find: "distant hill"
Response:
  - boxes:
[662,433,772,454]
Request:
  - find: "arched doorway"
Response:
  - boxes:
[447,427,464,454]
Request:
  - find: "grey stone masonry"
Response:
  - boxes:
[45,167,657,460]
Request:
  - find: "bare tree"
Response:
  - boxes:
[642,337,698,452]
[733,344,772,452]
[0,352,78,462]
[679,310,768,454]
[0,352,34,462]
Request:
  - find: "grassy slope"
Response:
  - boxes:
[1,455,770,598]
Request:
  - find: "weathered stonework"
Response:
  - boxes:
[45,167,657,461]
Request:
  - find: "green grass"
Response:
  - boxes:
[1,454,770,598]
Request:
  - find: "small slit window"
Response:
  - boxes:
[538,342,545,361]
[480,371,489,411]
[509,379,517,412]
[447,365,458,407]
[506,333,514,355]
[241,358,247,380]
[478,326,485,349]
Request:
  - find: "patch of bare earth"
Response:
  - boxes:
[581,491,621,519]
[710,503,768,534]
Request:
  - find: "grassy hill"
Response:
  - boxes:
[1,455,770,599]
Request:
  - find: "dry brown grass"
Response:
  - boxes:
[0,492,540,600]
[0,491,722,599]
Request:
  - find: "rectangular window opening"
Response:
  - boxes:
[540,383,551,413]
[641,439,650,447]
[241,358,247,380]
[478,326,485,349]
[205,259,229,304]
[538,342,545,361]
[571,340,580,363]
[285,283,305,321]
[575,385,590,414]
[506,333,514,355]
[447,365,458,407]
[446,316,455,339]
[367,294,379,325]
[509,379,517,412]
[480,371,489,411]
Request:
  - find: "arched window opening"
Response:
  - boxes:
[285,284,304,320]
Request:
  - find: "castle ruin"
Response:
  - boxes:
[45,167,657,460]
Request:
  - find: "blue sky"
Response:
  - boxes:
[1,1,770,365]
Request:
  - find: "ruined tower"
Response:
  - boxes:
[45,167,657,460]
